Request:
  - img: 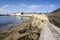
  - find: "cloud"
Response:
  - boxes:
[12,4,43,11]
[0,4,11,14]
[47,4,55,8]
[0,4,10,11]
[12,3,55,10]
[2,4,10,8]
[0,3,56,13]
[20,3,27,7]
[19,3,44,10]
[12,5,18,7]
[0,8,5,11]
[12,3,27,7]
[0,8,2,11]
[19,4,55,10]
[49,4,55,8]
[27,5,43,9]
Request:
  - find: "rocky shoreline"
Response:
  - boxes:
[0,17,43,40]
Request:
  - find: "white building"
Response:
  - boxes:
[12,12,21,16]
[15,12,21,16]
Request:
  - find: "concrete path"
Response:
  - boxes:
[39,22,60,40]
[39,23,56,40]
[47,23,60,40]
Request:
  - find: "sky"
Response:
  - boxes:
[0,0,60,14]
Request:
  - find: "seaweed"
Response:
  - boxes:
[18,29,27,34]
[17,36,33,40]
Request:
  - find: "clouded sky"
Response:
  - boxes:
[0,0,60,14]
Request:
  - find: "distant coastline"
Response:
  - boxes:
[0,14,10,16]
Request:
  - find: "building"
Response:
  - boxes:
[12,12,21,16]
